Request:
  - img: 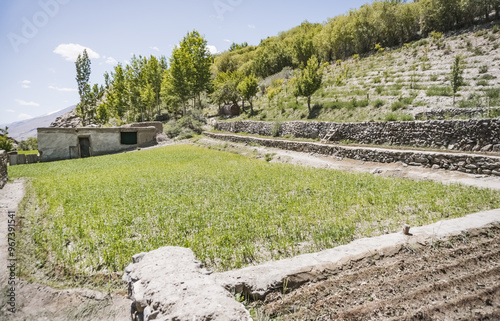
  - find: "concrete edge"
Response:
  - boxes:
[212,209,500,300]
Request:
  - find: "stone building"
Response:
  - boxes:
[37,124,159,162]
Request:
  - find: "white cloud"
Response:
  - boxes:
[21,80,31,88]
[223,39,231,43]
[105,57,118,65]
[18,113,33,120]
[53,43,100,62]
[150,46,160,52]
[207,45,218,55]
[48,85,77,92]
[15,99,39,107]
[48,68,56,73]
[6,109,15,113]
[248,24,256,29]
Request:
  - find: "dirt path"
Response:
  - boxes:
[0,179,130,321]
[258,224,500,320]
[195,137,500,190]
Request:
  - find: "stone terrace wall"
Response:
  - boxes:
[414,108,500,120]
[214,119,500,152]
[0,150,8,189]
[204,132,500,176]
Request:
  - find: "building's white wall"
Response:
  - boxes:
[38,127,157,162]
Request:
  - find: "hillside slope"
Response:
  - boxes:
[226,23,500,123]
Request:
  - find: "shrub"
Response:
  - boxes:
[385,113,398,121]
[426,86,452,97]
[493,25,500,33]
[479,65,489,74]
[271,121,282,137]
[485,88,500,99]
[400,114,415,121]
[391,101,405,111]
[373,99,385,108]
[476,80,489,86]
[0,136,13,152]
[430,74,439,81]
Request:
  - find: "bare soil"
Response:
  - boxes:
[256,225,500,321]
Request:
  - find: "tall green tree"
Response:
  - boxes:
[186,31,212,109]
[450,54,465,105]
[75,49,92,125]
[211,71,243,106]
[294,55,325,112]
[237,74,259,113]
[169,42,194,116]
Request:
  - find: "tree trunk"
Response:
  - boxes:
[242,99,246,113]
[182,101,186,117]
[307,96,311,112]
[250,99,254,114]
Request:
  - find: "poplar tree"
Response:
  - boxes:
[450,54,464,105]
[75,49,92,125]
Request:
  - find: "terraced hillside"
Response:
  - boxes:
[227,23,500,123]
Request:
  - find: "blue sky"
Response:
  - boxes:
[0,0,370,125]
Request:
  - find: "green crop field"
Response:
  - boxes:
[9,145,500,281]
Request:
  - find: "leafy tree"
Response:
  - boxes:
[18,137,38,151]
[0,127,13,152]
[237,74,259,113]
[75,49,92,126]
[141,83,156,120]
[266,79,284,107]
[184,31,211,108]
[294,55,325,112]
[229,42,248,52]
[211,71,243,106]
[450,54,465,105]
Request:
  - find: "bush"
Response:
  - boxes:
[0,136,14,152]
[485,88,500,100]
[18,137,38,151]
[479,65,489,74]
[476,80,489,86]
[391,101,405,111]
[271,121,282,137]
[385,113,398,121]
[426,86,452,96]
[163,112,204,139]
[372,99,385,108]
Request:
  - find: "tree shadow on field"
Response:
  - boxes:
[307,104,323,119]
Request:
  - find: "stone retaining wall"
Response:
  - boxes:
[204,132,500,176]
[214,119,500,152]
[0,150,7,189]
[414,108,500,120]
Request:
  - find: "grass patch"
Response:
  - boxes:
[426,85,452,97]
[10,145,500,283]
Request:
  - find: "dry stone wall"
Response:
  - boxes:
[214,119,500,152]
[414,108,500,120]
[0,151,8,189]
[204,132,500,176]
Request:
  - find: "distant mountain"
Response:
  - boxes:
[2,105,75,141]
